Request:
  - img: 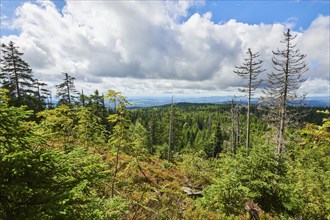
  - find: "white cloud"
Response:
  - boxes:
[298,15,330,80]
[0,0,329,97]
[299,78,330,97]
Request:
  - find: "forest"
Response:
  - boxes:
[1,30,329,219]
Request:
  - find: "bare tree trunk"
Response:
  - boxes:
[167,96,174,161]
[208,113,212,133]
[111,126,123,198]
[149,121,155,153]
[168,119,172,161]
[246,50,252,150]
[12,56,20,101]
[237,109,240,148]
[231,100,237,155]
[234,48,264,152]
[7,45,21,102]
[111,146,120,198]
[246,95,251,151]
[277,33,290,154]
[65,73,71,104]
[277,107,285,154]
[81,89,85,107]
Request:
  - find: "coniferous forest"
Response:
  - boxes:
[1,30,329,219]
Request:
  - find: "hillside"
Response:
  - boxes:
[1,89,329,219]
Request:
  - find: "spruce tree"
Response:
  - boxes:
[230,100,242,155]
[209,121,223,158]
[89,90,102,114]
[234,48,264,150]
[106,90,131,198]
[56,72,78,105]
[0,41,35,107]
[83,90,108,125]
[260,29,308,154]
[80,89,86,107]
[166,97,183,160]
[168,96,174,161]
[34,79,51,111]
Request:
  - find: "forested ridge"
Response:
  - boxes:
[1,30,329,219]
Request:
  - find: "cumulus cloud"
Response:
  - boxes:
[1,0,329,96]
[298,15,330,80]
[299,78,330,97]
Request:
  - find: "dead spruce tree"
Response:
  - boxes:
[230,99,242,155]
[260,29,308,154]
[234,48,264,150]
[168,96,174,161]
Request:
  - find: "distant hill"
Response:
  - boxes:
[128,96,330,108]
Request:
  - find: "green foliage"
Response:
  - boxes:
[1,41,34,106]
[73,106,108,148]
[1,42,49,112]
[102,196,130,219]
[282,111,330,219]
[0,90,39,151]
[105,90,132,198]
[56,73,79,106]
[1,86,329,219]
[106,90,131,152]
[206,122,224,157]
[129,120,149,156]
[180,152,213,187]
[2,39,326,220]
[199,145,288,216]
[0,92,130,219]
[196,113,329,219]
[0,144,129,219]
[154,143,171,159]
[132,104,231,158]
[37,105,108,150]
[82,90,108,122]
[37,105,75,149]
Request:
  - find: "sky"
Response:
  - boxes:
[0,0,329,98]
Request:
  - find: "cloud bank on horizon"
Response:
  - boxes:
[0,0,329,97]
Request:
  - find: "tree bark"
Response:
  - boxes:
[111,126,123,198]
[246,49,252,151]
[277,29,290,154]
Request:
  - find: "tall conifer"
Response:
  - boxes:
[260,29,308,154]
[0,41,35,107]
[56,72,78,105]
[234,48,264,150]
